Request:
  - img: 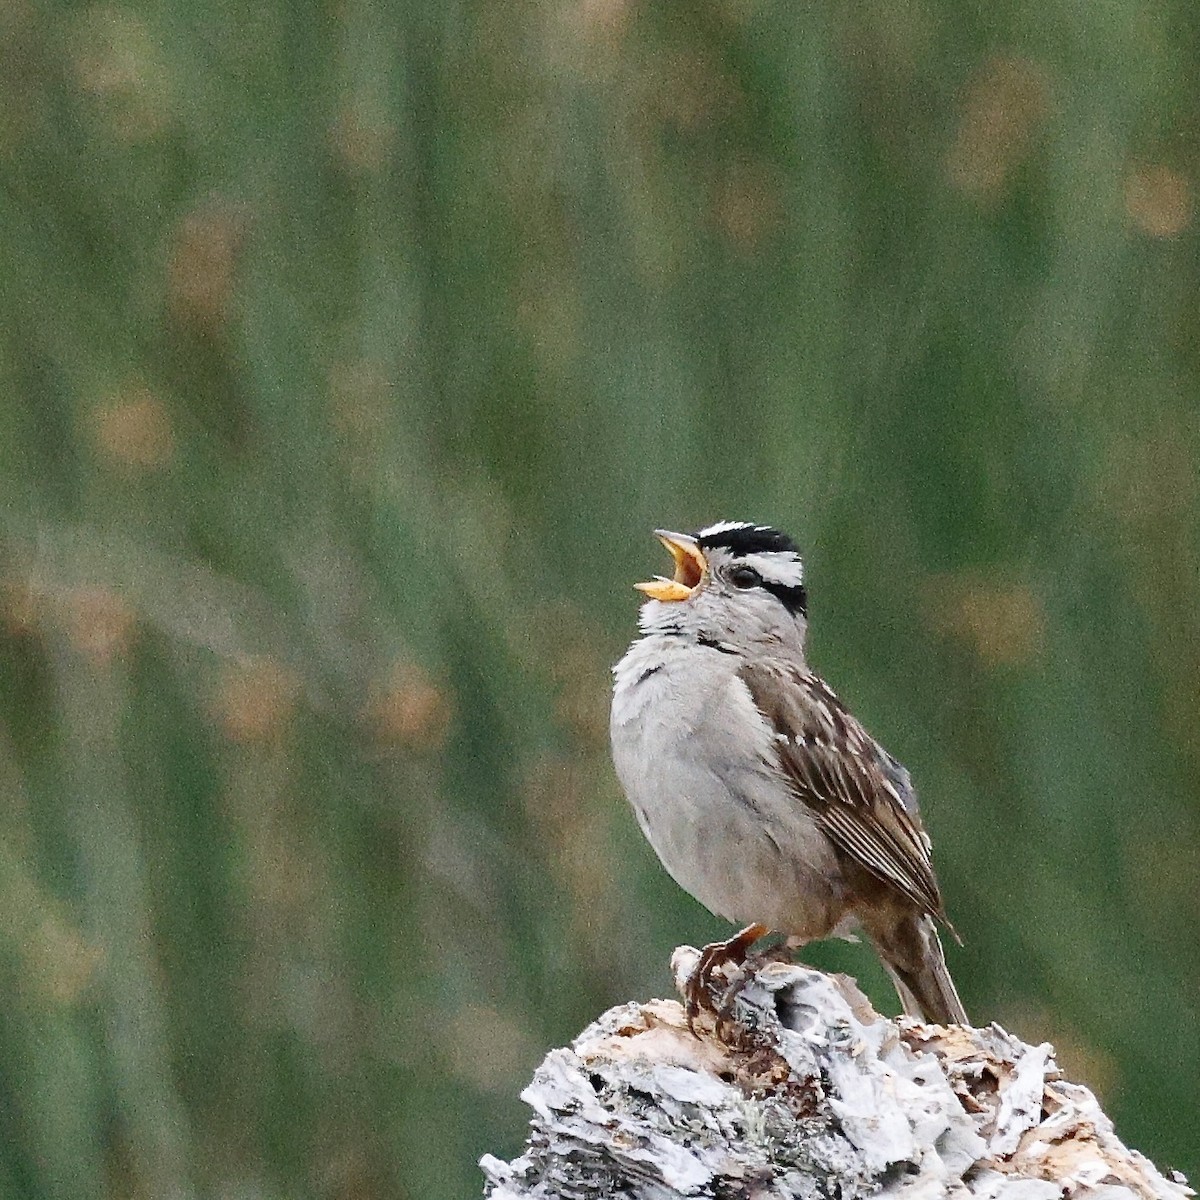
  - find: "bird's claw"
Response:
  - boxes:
[684,923,769,1039]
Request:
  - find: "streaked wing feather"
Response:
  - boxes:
[739,660,947,922]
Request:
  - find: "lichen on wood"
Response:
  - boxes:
[481,948,1193,1199]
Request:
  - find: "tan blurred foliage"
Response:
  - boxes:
[72,6,170,141]
[167,203,247,333]
[331,360,392,480]
[926,572,1044,668]
[523,753,617,944]
[713,159,782,251]
[366,662,454,750]
[0,852,104,1005]
[947,57,1049,202]
[1123,828,1200,928]
[25,913,105,1005]
[62,586,137,667]
[1103,417,1199,529]
[445,1003,541,1094]
[329,99,395,173]
[571,0,632,50]
[533,602,613,749]
[92,384,176,473]
[1125,165,1192,239]
[215,658,301,743]
[1,579,39,638]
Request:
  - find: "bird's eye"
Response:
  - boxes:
[729,565,761,589]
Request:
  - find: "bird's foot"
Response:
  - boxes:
[685,923,769,1039]
[755,939,798,965]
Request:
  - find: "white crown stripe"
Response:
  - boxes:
[737,551,805,586]
[696,519,766,538]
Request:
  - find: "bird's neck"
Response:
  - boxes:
[635,604,808,663]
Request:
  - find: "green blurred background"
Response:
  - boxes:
[2,1,1198,1196]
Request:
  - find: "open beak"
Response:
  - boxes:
[634,530,708,602]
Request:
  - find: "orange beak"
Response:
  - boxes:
[634,530,708,602]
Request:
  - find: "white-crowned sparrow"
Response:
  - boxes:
[610,521,967,1028]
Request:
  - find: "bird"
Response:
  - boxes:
[609,520,967,1030]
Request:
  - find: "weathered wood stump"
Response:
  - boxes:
[482,948,1192,1199]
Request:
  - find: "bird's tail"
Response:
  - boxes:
[876,913,968,1026]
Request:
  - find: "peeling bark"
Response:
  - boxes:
[481,949,1192,1199]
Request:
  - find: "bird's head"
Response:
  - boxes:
[634,520,808,652]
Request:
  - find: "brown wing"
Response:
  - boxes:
[738,659,950,924]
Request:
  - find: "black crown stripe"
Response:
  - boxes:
[695,524,800,558]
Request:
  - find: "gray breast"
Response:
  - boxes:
[611,639,850,939]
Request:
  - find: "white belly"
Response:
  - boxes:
[611,641,849,940]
